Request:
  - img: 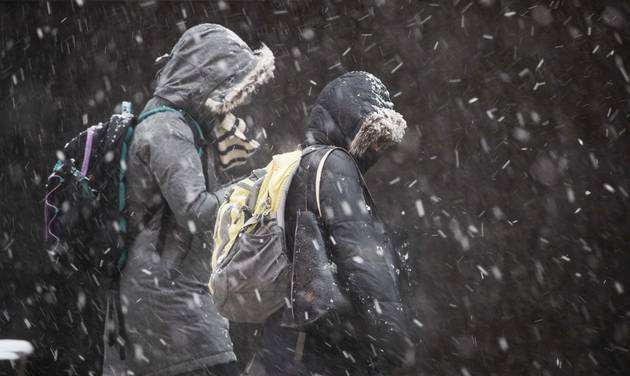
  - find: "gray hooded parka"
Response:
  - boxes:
[102,23,274,376]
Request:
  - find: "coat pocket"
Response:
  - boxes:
[157,222,194,280]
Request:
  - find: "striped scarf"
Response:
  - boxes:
[213,113,260,170]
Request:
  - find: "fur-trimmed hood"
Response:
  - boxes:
[305,71,407,160]
[152,23,275,123]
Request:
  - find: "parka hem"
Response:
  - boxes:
[142,350,237,376]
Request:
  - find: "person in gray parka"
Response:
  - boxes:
[102,24,275,376]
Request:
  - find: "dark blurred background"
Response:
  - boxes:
[1,0,629,375]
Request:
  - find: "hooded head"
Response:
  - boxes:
[305,71,407,170]
[153,23,275,123]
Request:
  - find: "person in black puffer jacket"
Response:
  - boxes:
[256,71,412,376]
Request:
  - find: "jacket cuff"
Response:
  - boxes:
[365,302,410,365]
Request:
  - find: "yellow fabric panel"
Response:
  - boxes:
[253,161,273,216]
[268,150,302,213]
[210,204,230,274]
[253,150,302,216]
[211,179,255,268]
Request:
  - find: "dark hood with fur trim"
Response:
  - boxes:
[152,23,274,123]
[305,71,406,162]
[264,72,411,373]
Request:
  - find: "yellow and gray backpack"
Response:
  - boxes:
[210,146,336,323]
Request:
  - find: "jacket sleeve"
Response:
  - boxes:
[318,150,409,365]
[141,117,221,232]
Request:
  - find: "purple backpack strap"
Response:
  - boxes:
[45,126,94,242]
[44,172,63,242]
[80,127,95,176]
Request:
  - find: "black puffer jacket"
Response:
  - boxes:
[284,72,409,368]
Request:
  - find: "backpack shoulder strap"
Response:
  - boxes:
[312,146,376,219]
[315,147,339,217]
[137,105,177,122]
[137,105,209,187]
[137,106,206,151]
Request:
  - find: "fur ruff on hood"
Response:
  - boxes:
[304,71,407,160]
[204,44,275,115]
[152,24,275,122]
[349,108,407,157]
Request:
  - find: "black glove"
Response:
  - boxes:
[211,185,231,206]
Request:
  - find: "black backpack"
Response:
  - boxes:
[44,102,208,360]
[44,102,207,278]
